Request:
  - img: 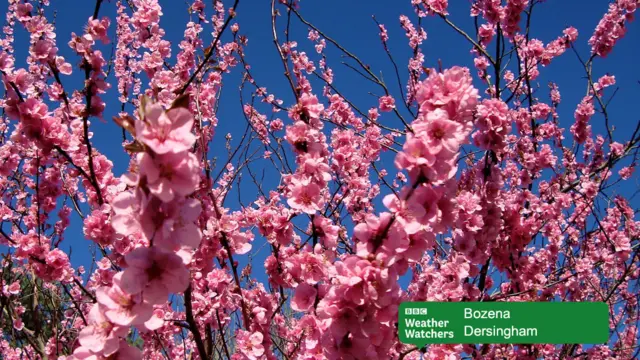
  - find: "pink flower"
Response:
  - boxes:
[138,197,203,263]
[478,24,495,45]
[136,103,196,155]
[95,273,153,326]
[69,340,142,360]
[111,190,148,236]
[120,247,190,304]
[619,166,634,180]
[238,331,265,360]
[368,107,379,121]
[501,0,527,37]
[78,304,127,356]
[15,2,33,21]
[383,191,425,234]
[291,283,317,312]
[287,177,323,214]
[415,66,478,125]
[291,93,324,124]
[354,212,408,258]
[403,230,433,261]
[270,118,284,131]
[115,193,185,246]
[33,40,54,61]
[394,134,436,170]
[300,155,332,184]
[43,248,71,281]
[45,248,70,269]
[400,15,427,49]
[425,0,448,15]
[138,151,200,202]
[472,98,511,153]
[610,142,624,157]
[564,27,578,42]
[0,52,14,72]
[413,109,465,154]
[86,17,111,44]
[378,24,389,42]
[379,95,396,112]
[313,216,339,250]
[3,281,20,296]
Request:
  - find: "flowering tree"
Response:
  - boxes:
[1,0,639,359]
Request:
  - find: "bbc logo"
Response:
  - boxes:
[405,308,428,315]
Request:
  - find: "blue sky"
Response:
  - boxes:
[2,0,639,291]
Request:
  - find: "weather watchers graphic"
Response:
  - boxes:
[399,302,608,345]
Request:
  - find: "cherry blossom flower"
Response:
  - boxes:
[69,340,142,360]
[379,95,396,112]
[77,304,127,356]
[135,103,197,155]
[138,151,200,202]
[95,273,154,326]
[291,283,318,312]
[237,331,266,360]
[287,177,323,214]
[120,247,190,304]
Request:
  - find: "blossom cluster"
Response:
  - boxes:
[301,66,480,358]
[71,100,201,359]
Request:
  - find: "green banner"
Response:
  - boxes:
[398,302,609,346]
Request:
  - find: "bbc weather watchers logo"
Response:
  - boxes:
[405,307,428,316]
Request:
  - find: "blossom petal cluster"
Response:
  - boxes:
[73,99,201,359]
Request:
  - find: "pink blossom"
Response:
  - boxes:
[478,24,495,45]
[400,15,427,48]
[610,142,624,157]
[415,66,479,125]
[33,40,55,61]
[110,190,147,237]
[424,0,449,15]
[86,17,111,44]
[135,103,197,155]
[69,340,142,360]
[237,331,266,360]
[383,191,425,234]
[95,273,154,326]
[78,304,127,356]
[589,1,637,57]
[138,151,200,202]
[395,134,436,170]
[313,216,339,250]
[378,24,389,42]
[291,283,317,311]
[270,118,284,131]
[293,93,325,124]
[619,166,634,180]
[414,109,465,154]
[378,95,396,112]
[473,98,511,152]
[564,26,579,42]
[354,212,409,262]
[120,247,191,304]
[3,281,20,296]
[138,197,203,262]
[287,177,323,214]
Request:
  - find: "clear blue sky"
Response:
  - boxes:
[2,0,638,284]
